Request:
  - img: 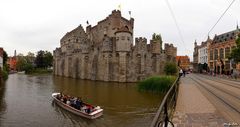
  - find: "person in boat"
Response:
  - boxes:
[66,99,71,106]
[56,92,63,100]
[69,97,75,107]
[86,106,93,114]
[63,95,67,104]
[75,99,81,110]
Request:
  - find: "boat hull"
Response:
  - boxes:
[52,93,103,119]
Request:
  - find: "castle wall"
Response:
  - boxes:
[53,10,177,82]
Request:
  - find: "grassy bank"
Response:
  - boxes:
[138,76,176,94]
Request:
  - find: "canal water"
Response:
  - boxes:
[0,74,163,127]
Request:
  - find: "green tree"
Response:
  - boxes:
[164,62,177,75]
[16,54,34,73]
[16,55,27,71]
[35,50,53,68]
[1,50,9,80]
[44,51,53,68]
[229,34,240,63]
[3,50,8,65]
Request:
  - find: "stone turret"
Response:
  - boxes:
[150,40,161,54]
[115,26,133,52]
[165,43,177,58]
[135,37,147,54]
[150,33,162,54]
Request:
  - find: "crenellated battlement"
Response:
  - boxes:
[135,37,147,45]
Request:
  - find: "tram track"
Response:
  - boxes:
[191,75,240,100]
[189,75,240,115]
[197,74,240,89]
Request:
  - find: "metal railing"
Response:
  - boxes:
[150,76,180,127]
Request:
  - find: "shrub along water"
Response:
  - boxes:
[138,76,176,94]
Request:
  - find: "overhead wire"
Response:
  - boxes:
[207,0,237,36]
[164,0,190,54]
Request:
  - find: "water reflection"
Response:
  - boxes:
[0,74,163,127]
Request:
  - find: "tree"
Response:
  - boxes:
[229,34,240,63]
[16,56,27,71]
[35,50,53,68]
[44,51,53,68]
[3,50,8,65]
[164,62,177,75]
[35,50,45,68]
[152,33,162,42]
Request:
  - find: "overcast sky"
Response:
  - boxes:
[0,0,239,60]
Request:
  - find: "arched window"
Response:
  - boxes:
[220,48,224,59]
[214,49,218,60]
[225,47,230,58]
[210,50,213,60]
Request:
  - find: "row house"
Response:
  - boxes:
[193,25,240,74]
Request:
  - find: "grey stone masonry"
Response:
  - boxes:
[53,10,177,82]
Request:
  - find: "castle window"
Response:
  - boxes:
[127,37,130,41]
[121,36,125,40]
[116,37,119,41]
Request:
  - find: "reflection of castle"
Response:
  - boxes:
[53,10,177,82]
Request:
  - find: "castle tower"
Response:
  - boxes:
[115,26,133,82]
[115,26,133,52]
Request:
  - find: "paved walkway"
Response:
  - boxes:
[172,75,228,127]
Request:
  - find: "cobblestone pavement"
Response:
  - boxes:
[172,75,229,127]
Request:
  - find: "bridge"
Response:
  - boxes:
[151,73,240,127]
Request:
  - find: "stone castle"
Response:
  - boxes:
[53,10,177,82]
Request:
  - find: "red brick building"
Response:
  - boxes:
[208,26,240,74]
[7,50,17,71]
[176,55,190,70]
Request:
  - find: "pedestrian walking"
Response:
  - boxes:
[183,69,186,77]
[179,69,183,77]
[232,69,239,79]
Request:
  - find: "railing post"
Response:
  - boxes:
[164,102,169,127]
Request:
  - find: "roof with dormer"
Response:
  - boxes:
[212,28,240,43]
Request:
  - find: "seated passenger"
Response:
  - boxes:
[76,100,81,110]
[66,100,71,106]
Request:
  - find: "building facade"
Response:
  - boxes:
[208,26,240,74]
[198,42,208,64]
[193,40,199,72]
[7,50,17,71]
[53,10,177,82]
[176,55,190,70]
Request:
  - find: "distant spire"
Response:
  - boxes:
[237,21,239,29]
[14,50,16,57]
[194,39,197,47]
[207,35,211,41]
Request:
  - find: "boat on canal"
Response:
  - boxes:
[52,93,103,119]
